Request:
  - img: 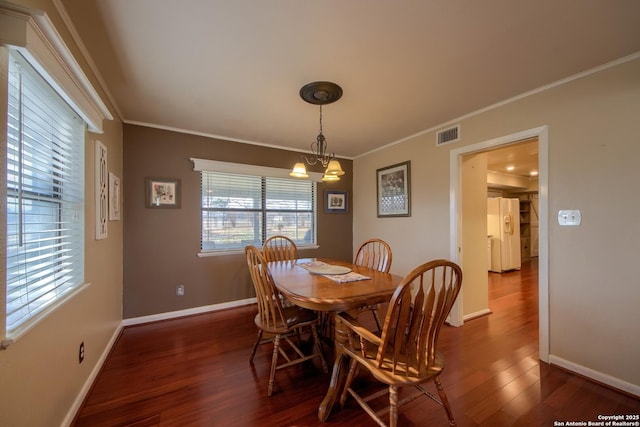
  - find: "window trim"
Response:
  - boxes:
[192,158,320,257]
[0,3,112,133]
[191,158,324,182]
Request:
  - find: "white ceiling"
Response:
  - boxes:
[61,0,640,160]
[487,139,538,178]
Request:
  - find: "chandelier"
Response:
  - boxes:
[290,81,345,181]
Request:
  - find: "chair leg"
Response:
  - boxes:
[250,329,263,362]
[371,307,382,331]
[267,334,281,396]
[434,377,456,426]
[389,385,399,427]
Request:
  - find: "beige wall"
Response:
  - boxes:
[354,57,640,392]
[122,124,353,319]
[461,152,489,318]
[0,1,124,426]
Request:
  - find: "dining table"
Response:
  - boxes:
[268,257,404,422]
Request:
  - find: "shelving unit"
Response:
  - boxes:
[519,199,531,262]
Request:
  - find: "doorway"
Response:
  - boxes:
[449,126,549,362]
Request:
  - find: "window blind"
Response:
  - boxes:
[5,51,85,336]
[200,171,315,252]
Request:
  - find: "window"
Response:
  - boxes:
[4,50,85,338]
[200,170,316,252]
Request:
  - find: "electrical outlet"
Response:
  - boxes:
[79,341,85,364]
[176,284,185,296]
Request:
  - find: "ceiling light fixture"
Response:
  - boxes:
[290,81,345,181]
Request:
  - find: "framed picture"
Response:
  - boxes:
[108,172,121,220]
[325,190,348,213]
[376,161,411,217]
[146,177,181,208]
[95,141,108,239]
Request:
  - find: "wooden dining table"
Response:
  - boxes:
[268,257,403,422]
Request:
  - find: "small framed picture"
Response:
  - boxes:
[325,190,348,213]
[377,161,411,217]
[109,172,121,220]
[146,177,181,208]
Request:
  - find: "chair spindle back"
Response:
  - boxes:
[263,235,299,262]
[377,259,462,376]
[354,238,392,273]
[245,245,287,331]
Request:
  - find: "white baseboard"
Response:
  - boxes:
[463,308,492,321]
[549,354,640,398]
[62,298,257,426]
[121,297,257,326]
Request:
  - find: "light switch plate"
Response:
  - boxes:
[558,209,581,226]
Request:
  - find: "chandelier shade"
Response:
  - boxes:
[289,162,309,178]
[324,160,345,176]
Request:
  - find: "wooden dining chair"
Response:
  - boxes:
[336,259,462,427]
[244,245,327,396]
[353,238,393,330]
[262,235,298,262]
[354,238,392,273]
[262,235,299,309]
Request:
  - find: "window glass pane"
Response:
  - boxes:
[5,50,85,336]
[265,212,314,243]
[203,173,262,209]
[200,171,315,251]
[202,210,263,250]
[265,177,313,210]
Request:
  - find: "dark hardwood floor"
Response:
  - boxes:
[73,259,639,426]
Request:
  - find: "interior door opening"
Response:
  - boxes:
[449,126,549,362]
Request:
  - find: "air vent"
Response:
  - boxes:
[436,125,460,146]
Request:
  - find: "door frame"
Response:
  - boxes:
[448,126,549,362]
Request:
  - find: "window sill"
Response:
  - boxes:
[197,245,319,257]
[1,282,92,350]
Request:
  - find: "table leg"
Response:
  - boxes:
[318,311,334,346]
[318,314,349,422]
[318,351,349,422]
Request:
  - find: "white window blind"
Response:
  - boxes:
[200,171,315,252]
[5,50,85,337]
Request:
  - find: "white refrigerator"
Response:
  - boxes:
[487,197,521,272]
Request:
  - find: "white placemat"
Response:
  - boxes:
[322,271,371,283]
[297,261,370,283]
